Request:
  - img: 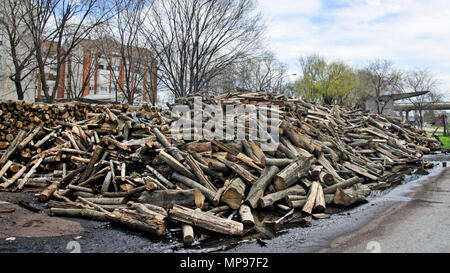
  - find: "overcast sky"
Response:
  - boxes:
[257,0,450,99]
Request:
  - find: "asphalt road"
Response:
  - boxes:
[321,163,450,253]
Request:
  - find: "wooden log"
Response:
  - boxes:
[239,204,255,225]
[18,127,41,149]
[343,161,378,181]
[0,130,26,167]
[39,181,61,202]
[107,208,166,236]
[101,171,113,193]
[246,165,280,209]
[280,121,315,153]
[171,172,216,202]
[221,177,246,210]
[314,183,326,211]
[17,157,43,190]
[182,223,195,244]
[83,197,125,205]
[152,127,184,162]
[169,204,243,235]
[0,165,26,188]
[213,179,232,206]
[145,165,175,189]
[248,140,266,165]
[203,157,229,172]
[274,156,313,191]
[127,202,168,217]
[34,131,56,148]
[310,165,323,180]
[258,184,305,208]
[215,157,257,184]
[265,158,293,167]
[184,142,212,153]
[302,181,319,214]
[50,208,107,222]
[79,145,103,182]
[157,150,196,180]
[333,188,366,206]
[67,184,94,193]
[318,153,344,182]
[319,171,335,186]
[185,154,217,192]
[138,189,205,209]
[323,176,363,194]
[0,160,13,178]
[241,139,258,162]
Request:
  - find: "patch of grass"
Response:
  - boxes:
[436,133,450,149]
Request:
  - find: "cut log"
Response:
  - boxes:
[127,202,168,217]
[185,153,217,192]
[182,224,194,244]
[323,176,363,194]
[314,183,326,211]
[107,208,166,236]
[79,145,103,182]
[145,165,175,189]
[343,161,379,181]
[333,187,366,206]
[248,140,266,165]
[18,127,41,149]
[171,172,216,202]
[0,160,13,178]
[39,181,61,202]
[239,204,255,225]
[0,130,26,167]
[169,204,243,235]
[258,184,306,208]
[0,165,26,188]
[157,150,196,180]
[50,208,107,222]
[221,177,246,210]
[213,179,232,206]
[273,156,314,191]
[138,189,205,209]
[17,157,43,190]
[215,157,257,184]
[246,165,280,209]
[302,181,319,214]
[265,158,293,167]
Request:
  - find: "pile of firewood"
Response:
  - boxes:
[0,91,441,242]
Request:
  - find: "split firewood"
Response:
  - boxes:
[302,182,320,214]
[220,177,246,210]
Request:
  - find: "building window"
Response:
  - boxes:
[98,64,105,70]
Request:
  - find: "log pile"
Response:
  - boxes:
[0,91,441,242]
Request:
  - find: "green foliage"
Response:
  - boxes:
[294,55,358,106]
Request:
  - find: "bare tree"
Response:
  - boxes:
[64,47,96,99]
[402,69,441,127]
[22,0,114,103]
[95,0,155,105]
[0,0,35,100]
[141,0,264,98]
[208,52,288,95]
[363,59,403,114]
